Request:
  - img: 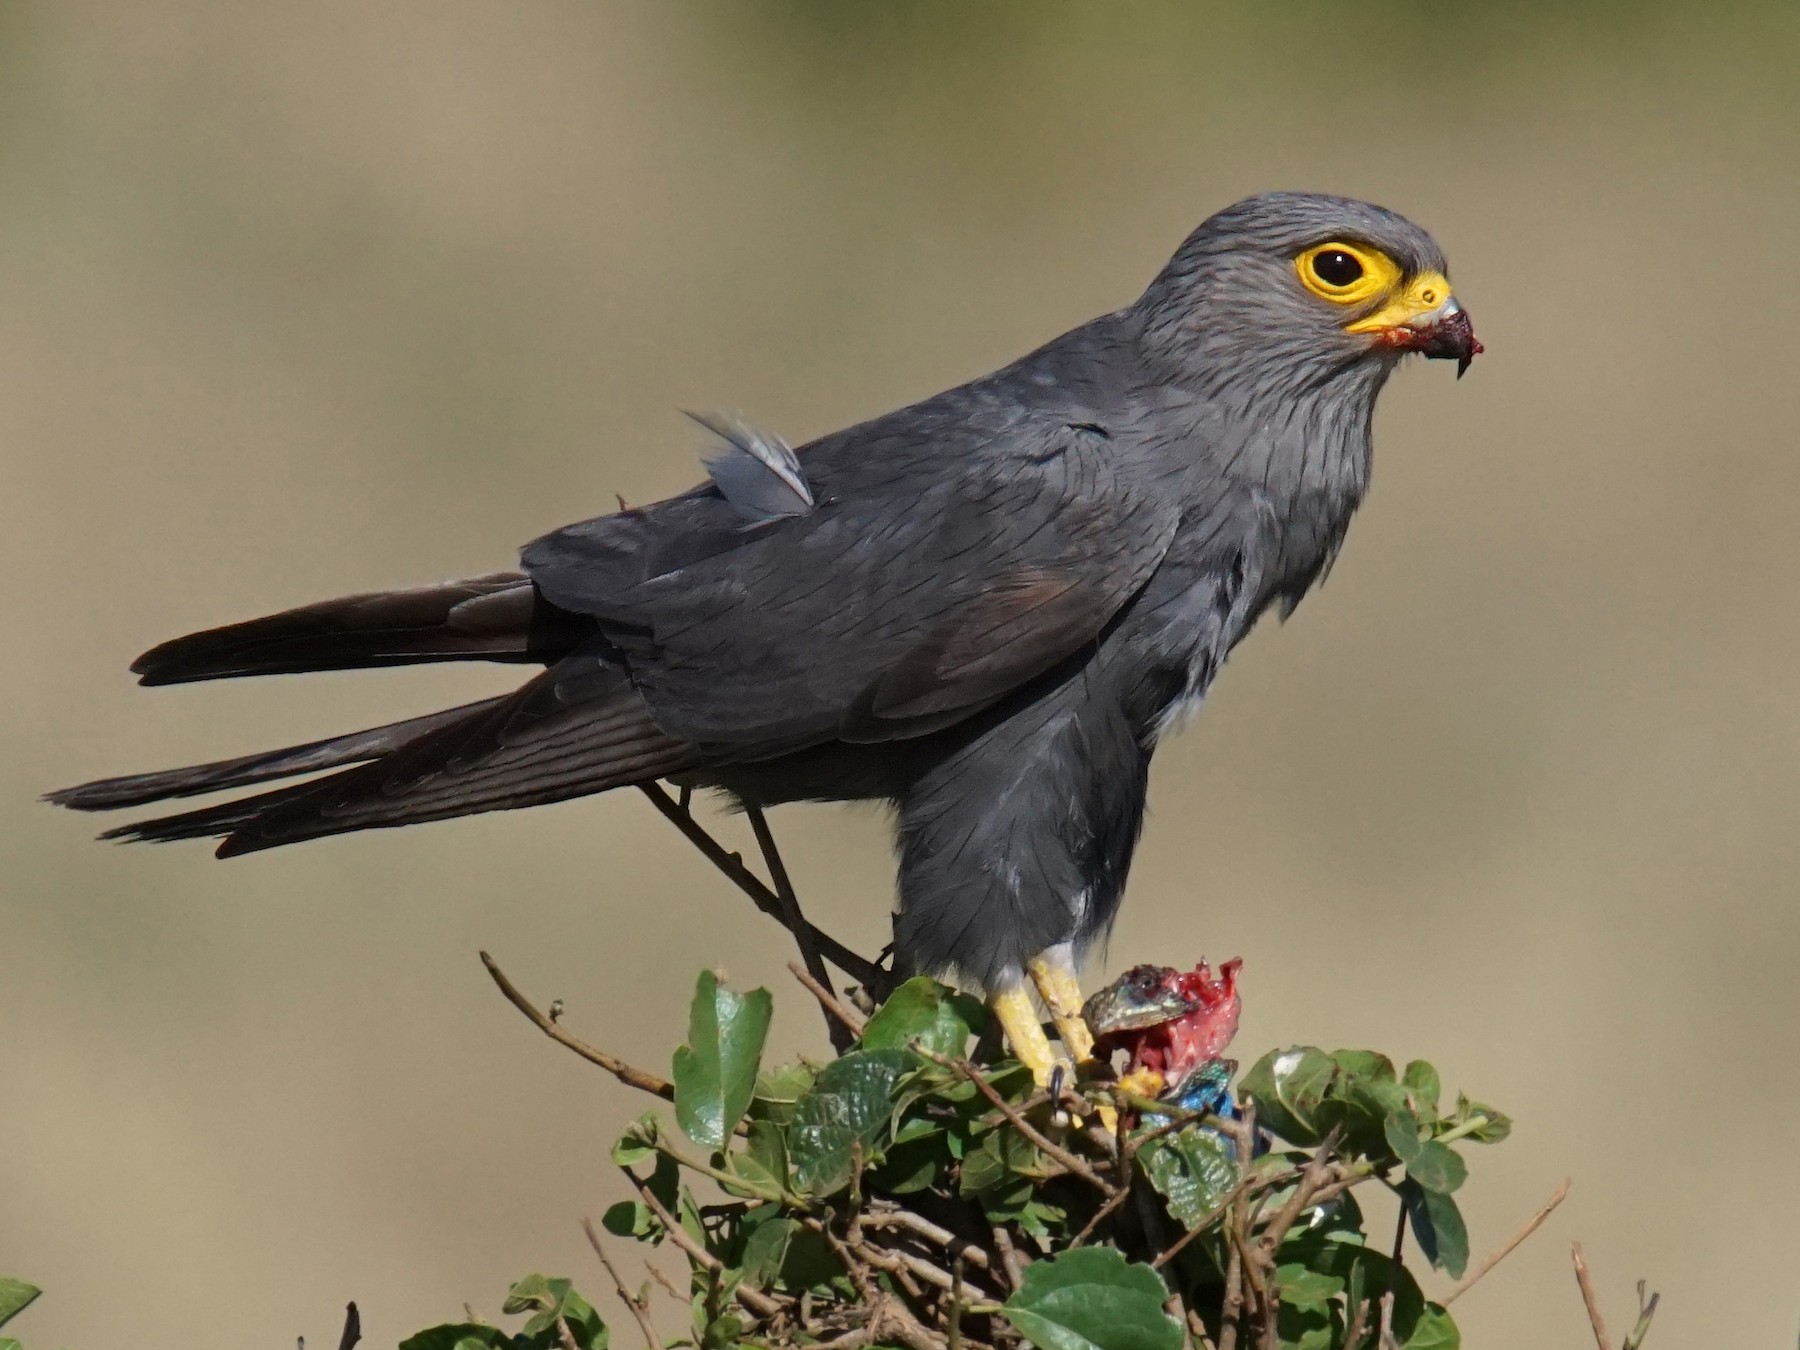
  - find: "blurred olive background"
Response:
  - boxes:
[4,2,1798,1345]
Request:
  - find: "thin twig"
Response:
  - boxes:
[789,961,869,1038]
[864,1207,991,1269]
[1442,1177,1571,1306]
[583,1217,660,1350]
[850,1231,991,1300]
[923,1052,1115,1197]
[336,1302,361,1350]
[1623,1279,1661,1350]
[990,1226,1026,1294]
[638,783,888,993]
[746,804,853,1052]
[1379,1199,1407,1349]
[644,1261,685,1305]
[1217,1195,1244,1350]
[1257,1126,1343,1258]
[1341,1299,1371,1350]
[948,1257,965,1350]
[620,1163,783,1318]
[481,952,675,1099]
[1570,1243,1611,1350]
[819,1227,945,1350]
[1071,1179,1136,1247]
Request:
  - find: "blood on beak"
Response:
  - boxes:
[1374,298,1484,377]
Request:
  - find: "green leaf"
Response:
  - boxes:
[1403,1060,1441,1116]
[503,1275,607,1349]
[1003,1247,1182,1350]
[700,1311,744,1350]
[727,1118,790,1197]
[787,1048,910,1195]
[0,1336,21,1350]
[869,1126,953,1194]
[960,1121,1042,1196]
[610,1113,661,1167]
[1384,1106,1425,1164]
[1273,1262,1344,1310]
[1328,1050,1396,1083]
[1407,1140,1468,1195]
[1285,1239,1433,1345]
[672,970,773,1150]
[1382,1107,1465,1193]
[1399,1181,1470,1280]
[502,1272,563,1316]
[859,976,987,1057]
[1138,1127,1238,1228]
[752,1062,815,1113]
[1275,1303,1335,1350]
[399,1325,508,1350]
[1239,1047,1334,1146]
[1452,1094,1512,1143]
[1404,1303,1461,1350]
[0,1281,40,1329]
[739,1213,797,1288]
[600,1199,656,1240]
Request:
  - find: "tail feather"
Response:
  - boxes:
[74,656,701,856]
[47,697,508,811]
[131,573,591,686]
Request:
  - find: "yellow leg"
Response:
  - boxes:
[990,984,1062,1086]
[1027,951,1095,1062]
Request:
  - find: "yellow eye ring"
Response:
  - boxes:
[1295,241,1402,307]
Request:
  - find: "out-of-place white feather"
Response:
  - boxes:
[688,410,814,521]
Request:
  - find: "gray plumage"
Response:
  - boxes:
[693,410,814,521]
[50,192,1474,991]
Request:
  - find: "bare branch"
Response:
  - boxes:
[920,1052,1115,1197]
[789,961,869,1039]
[335,1302,361,1350]
[1442,1177,1570,1306]
[1256,1126,1342,1258]
[481,952,674,1101]
[583,1217,660,1350]
[638,783,888,994]
[744,805,854,1052]
[1570,1243,1611,1350]
[990,1226,1026,1294]
[620,1163,784,1319]
[864,1207,991,1270]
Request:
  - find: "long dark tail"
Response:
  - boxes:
[51,575,702,855]
[46,696,509,811]
[130,572,590,685]
[52,658,700,856]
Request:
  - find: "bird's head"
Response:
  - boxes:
[1140,191,1481,385]
[1086,957,1244,1092]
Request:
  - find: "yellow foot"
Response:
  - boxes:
[1027,951,1095,1062]
[1116,1066,1168,1100]
[990,984,1067,1087]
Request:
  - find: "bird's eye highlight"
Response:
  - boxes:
[1311,250,1363,287]
[1295,241,1398,306]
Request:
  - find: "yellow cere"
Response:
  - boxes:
[1344,268,1456,336]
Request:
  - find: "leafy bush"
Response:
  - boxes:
[412,962,1522,1350]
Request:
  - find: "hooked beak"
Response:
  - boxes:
[1345,271,1484,377]
[1381,297,1483,377]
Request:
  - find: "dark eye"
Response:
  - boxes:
[1311,250,1363,288]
